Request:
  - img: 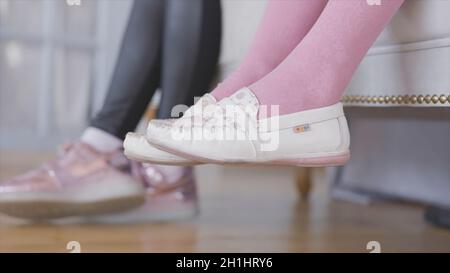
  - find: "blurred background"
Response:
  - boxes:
[0,0,449,252]
[1,0,111,148]
[0,0,266,150]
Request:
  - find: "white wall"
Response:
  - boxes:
[219,0,267,75]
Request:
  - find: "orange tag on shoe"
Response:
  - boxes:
[293,124,310,133]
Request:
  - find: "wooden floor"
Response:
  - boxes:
[1,151,450,253]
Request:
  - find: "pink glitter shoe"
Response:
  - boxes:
[90,164,198,223]
[0,142,145,219]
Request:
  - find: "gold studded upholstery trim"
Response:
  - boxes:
[342,94,450,105]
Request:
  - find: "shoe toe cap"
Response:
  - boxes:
[124,133,188,163]
[124,133,151,155]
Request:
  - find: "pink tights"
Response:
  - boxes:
[211,0,404,117]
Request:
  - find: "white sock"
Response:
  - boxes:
[81,127,123,152]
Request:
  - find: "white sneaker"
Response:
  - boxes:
[146,93,217,140]
[124,132,198,166]
[124,93,217,165]
[147,88,350,167]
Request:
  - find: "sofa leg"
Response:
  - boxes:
[424,206,450,229]
[296,168,312,200]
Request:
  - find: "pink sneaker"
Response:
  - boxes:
[89,164,198,223]
[0,142,145,219]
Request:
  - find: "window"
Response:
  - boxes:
[0,0,119,149]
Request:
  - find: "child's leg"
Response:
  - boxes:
[211,0,328,100]
[90,0,165,139]
[249,0,404,117]
[158,0,221,119]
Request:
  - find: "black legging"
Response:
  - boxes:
[91,0,222,139]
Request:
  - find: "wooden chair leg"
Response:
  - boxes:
[296,168,312,200]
